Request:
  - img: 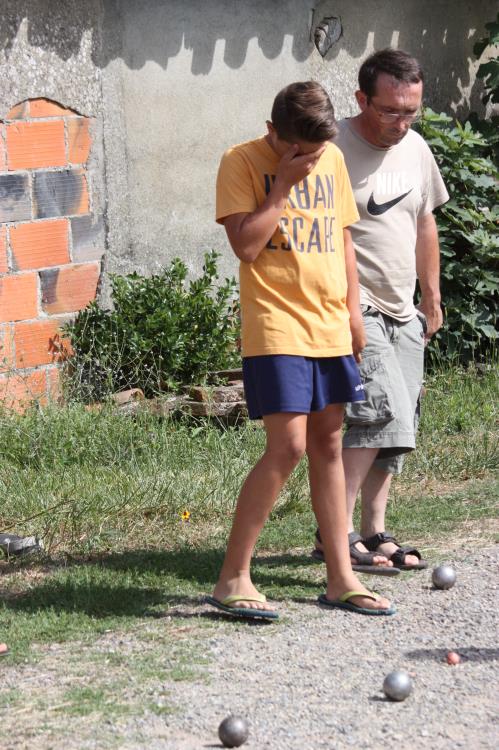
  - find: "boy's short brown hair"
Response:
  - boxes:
[271,81,337,143]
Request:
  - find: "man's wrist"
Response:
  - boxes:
[419,291,441,307]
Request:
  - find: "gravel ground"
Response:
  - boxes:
[157,544,499,750]
[2,544,498,749]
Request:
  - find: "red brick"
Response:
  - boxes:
[29,99,75,118]
[5,101,30,120]
[33,169,89,218]
[0,369,48,412]
[14,318,73,369]
[0,324,14,373]
[68,118,92,164]
[0,227,7,273]
[41,263,100,314]
[0,274,38,322]
[7,120,66,170]
[0,124,6,171]
[47,366,63,404]
[10,219,70,271]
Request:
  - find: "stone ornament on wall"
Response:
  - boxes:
[0,98,104,410]
[314,16,343,57]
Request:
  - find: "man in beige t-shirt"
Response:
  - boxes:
[313,49,448,573]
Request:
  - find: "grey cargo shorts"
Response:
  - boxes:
[343,305,426,475]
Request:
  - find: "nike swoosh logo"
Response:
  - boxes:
[367,189,413,215]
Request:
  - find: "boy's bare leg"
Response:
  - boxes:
[307,405,392,611]
[212,412,307,612]
[361,466,420,566]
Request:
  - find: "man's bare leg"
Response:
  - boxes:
[212,413,307,612]
[315,446,391,567]
[307,406,392,611]
[361,465,420,566]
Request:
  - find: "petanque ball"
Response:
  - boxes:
[218,715,249,748]
[446,651,461,665]
[382,670,413,701]
[432,564,456,590]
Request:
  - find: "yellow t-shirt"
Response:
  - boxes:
[216,136,359,357]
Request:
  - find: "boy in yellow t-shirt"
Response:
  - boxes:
[206,82,395,619]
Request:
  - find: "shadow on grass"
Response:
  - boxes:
[1,548,321,620]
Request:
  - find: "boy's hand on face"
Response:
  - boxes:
[349,314,366,363]
[276,144,327,190]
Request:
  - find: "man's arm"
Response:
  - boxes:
[415,212,443,340]
[224,144,326,263]
[344,227,365,362]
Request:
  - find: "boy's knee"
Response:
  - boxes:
[307,432,342,461]
[268,439,306,469]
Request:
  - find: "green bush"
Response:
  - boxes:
[473,13,499,107]
[64,251,240,401]
[415,110,498,362]
[470,13,499,166]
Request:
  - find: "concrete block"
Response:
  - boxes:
[0,173,31,222]
[71,214,105,262]
[33,169,89,219]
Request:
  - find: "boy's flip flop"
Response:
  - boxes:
[318,590,396,616]
[363,531,428,570]
[312,530,400,576]
[205,593,279,620]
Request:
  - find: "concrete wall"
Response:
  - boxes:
[98,0,496,286]
[0,1,496,387]
[1,0,495,286]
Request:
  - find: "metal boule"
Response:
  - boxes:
[218,715,249,747]
[382,670,413,701]
[432,564,456,589]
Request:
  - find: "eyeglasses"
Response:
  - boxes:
[368,100,421,124]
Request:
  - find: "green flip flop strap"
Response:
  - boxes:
[340,590,380,603]
[221,593,267,606]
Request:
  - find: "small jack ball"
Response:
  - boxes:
[446,651,460,665]
[218,715,249,748]
[432,564,456,590]
[383,670,413,701]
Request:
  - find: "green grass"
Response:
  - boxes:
[0,363,497,660]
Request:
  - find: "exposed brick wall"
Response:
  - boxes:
[0,98,104,411]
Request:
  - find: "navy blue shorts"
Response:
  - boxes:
[242,354,366,420]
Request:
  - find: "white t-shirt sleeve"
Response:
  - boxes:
[419,143,450,216]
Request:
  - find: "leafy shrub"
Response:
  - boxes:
[470,14,499,166]
[473,13,499,107]
[415,110,498,362]
[64,251,240,401]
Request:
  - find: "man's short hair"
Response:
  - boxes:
[271,81,337,142]
[358,48,424,98]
